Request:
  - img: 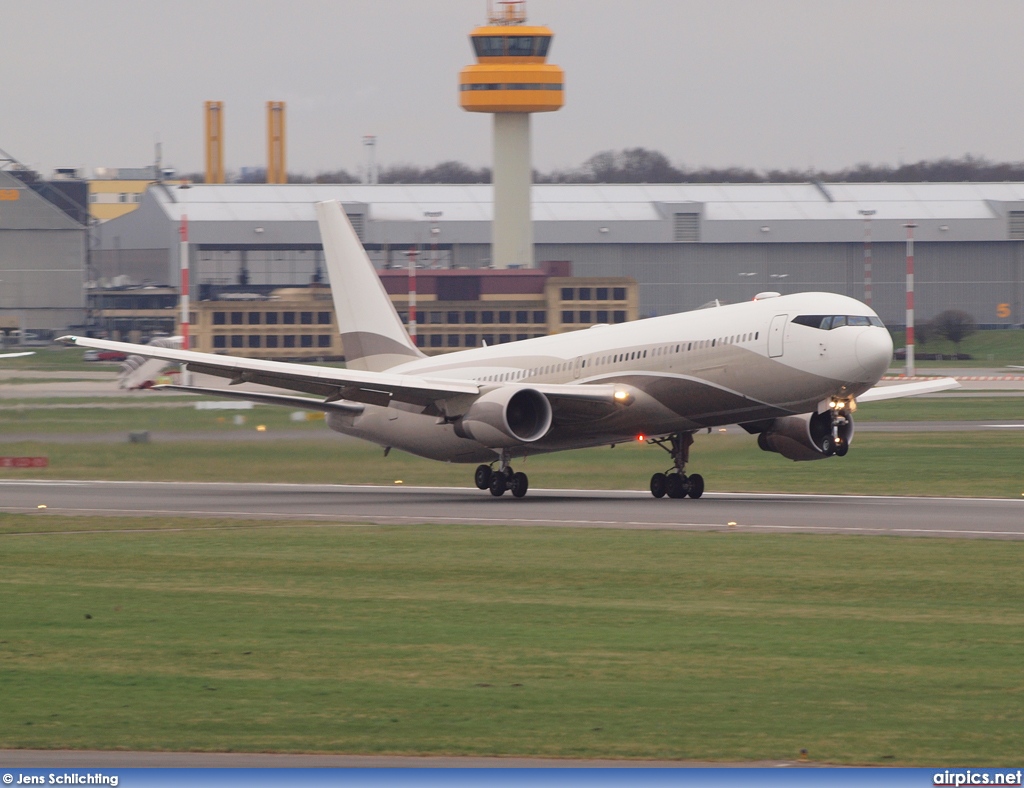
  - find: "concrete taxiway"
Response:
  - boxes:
[1,480,1020,540]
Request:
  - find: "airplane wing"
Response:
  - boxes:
[58,335,479,409]
[152,384,366,414]
[857,376,960,403]
[57,335,630,417]
[0,351,34,359]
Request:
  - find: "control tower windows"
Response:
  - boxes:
[473,36,506,57]
[461,83,563,91]
[507,36,536,56]
[471,35,552,58]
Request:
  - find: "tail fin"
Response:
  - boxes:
[316,201,424,371]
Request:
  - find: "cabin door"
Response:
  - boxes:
[768,314,787,358]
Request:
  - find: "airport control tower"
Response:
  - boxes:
[460,0,563,268]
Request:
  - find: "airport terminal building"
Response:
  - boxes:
[89,181,1024,338]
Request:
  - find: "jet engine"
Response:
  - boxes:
[756,410,854,461]
[454,387,553,448]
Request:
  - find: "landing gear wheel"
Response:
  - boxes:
[489,472,507,497]
[835,440,849,458]
[474,464,493,490]
[510,472,529,498]
[650,473,667,499]
[687,473,705,499]
[820,436,836,457]
[666,473,688,499]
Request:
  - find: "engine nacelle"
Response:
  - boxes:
[453,387,553,448]
[757,410,854,462]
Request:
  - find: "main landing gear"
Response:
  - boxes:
[475,451,528,498]
[647,431,704,500]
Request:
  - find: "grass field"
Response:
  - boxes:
[1,431,1022,498]
[1,394,1022,434]
[2,391,1022,498]
[0,399,326,435]
[1,519,1022,764]
[3,357,1022,763]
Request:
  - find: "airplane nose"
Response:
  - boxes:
[855,329,893,380]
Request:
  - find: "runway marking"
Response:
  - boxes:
[0,478,1019,505]
[3,505,1023,540]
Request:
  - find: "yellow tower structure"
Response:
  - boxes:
[204,101,225,184]
[266,101,287,184]
[459,0,563,268]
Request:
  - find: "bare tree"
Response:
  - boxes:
[915,319,934,346]
[286,151,1024,186]
[313,169,359,184]
[931,310,977,347]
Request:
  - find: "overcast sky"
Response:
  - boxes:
[4,0,1023,178]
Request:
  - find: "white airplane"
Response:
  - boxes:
[58,201,958,499]
[118,336,183,389]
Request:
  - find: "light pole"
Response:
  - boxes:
[179,214,190,385]
[424,210,443,268]
[859,209,876,306]
[406,248,418,345]
[904,222,917,378]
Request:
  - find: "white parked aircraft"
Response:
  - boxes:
[59,201,957,498]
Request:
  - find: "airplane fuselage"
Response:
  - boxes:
[326,292,893,463]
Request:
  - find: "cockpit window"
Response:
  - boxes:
[793,314,885,330]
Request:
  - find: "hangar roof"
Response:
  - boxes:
[112,181,1024,247]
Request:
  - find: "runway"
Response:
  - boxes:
[1,480,1021,540]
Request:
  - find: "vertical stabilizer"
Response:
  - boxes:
[316,201,424,371]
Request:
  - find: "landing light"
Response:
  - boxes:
[614,390,629,401]
[636,434,646,442]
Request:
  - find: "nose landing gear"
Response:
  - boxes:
[648,432,704,500]
[823,403,853,458]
